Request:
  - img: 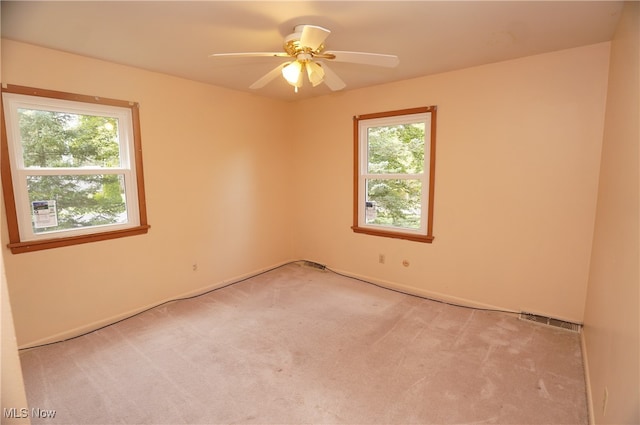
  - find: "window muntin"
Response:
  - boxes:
[353,107,436,243]
[1,85,149,253]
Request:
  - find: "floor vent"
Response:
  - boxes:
[519,312,581,333]
[300,260,327,271]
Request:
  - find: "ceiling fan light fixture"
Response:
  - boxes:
[282,61,304,87]
[306,61,325,87]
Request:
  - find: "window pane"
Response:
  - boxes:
[366,178,422,230]
[26,175,128,234]
[367,123,425,174]
[17,108,121,168]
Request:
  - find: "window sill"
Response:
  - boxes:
[352,225,434,243]
[7,225,150,254]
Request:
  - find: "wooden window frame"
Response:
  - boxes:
[1,84,149,254]
[352,106,437,243]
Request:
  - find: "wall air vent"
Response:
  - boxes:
[519,312,581,333]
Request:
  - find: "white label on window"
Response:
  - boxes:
[32,200,58,229]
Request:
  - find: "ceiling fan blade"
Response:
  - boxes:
[318,62,346,91]
[249,62,289,89]
[324,51,399,68]
[210,52,290,58]
[300,25,331,51]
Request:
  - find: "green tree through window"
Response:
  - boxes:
[367,123,425,229]
[19,109,127,232]
[2,85,149,253]
[353,106,437,243]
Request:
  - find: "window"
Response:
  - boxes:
[352,106,437,243]
[1,85,149,253]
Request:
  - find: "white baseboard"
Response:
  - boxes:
[18,258,298,350]
[326,265,519,313]
[581,330,595,425]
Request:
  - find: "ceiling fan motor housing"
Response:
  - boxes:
[284,25,326,57]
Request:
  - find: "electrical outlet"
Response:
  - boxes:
[602,387,608,416]
[379,254,385,264]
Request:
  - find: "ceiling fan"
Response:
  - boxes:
[210,24,399,93]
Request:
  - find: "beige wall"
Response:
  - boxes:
[0,33,30,425]
[583,2,640,424]
[292,43,610,323]
[1,40,296,347]
[1,259,30,425]
[1,38,611,344]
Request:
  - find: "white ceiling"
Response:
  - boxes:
[1,1,624,102]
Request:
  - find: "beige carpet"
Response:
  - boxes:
[19,263,588,424]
